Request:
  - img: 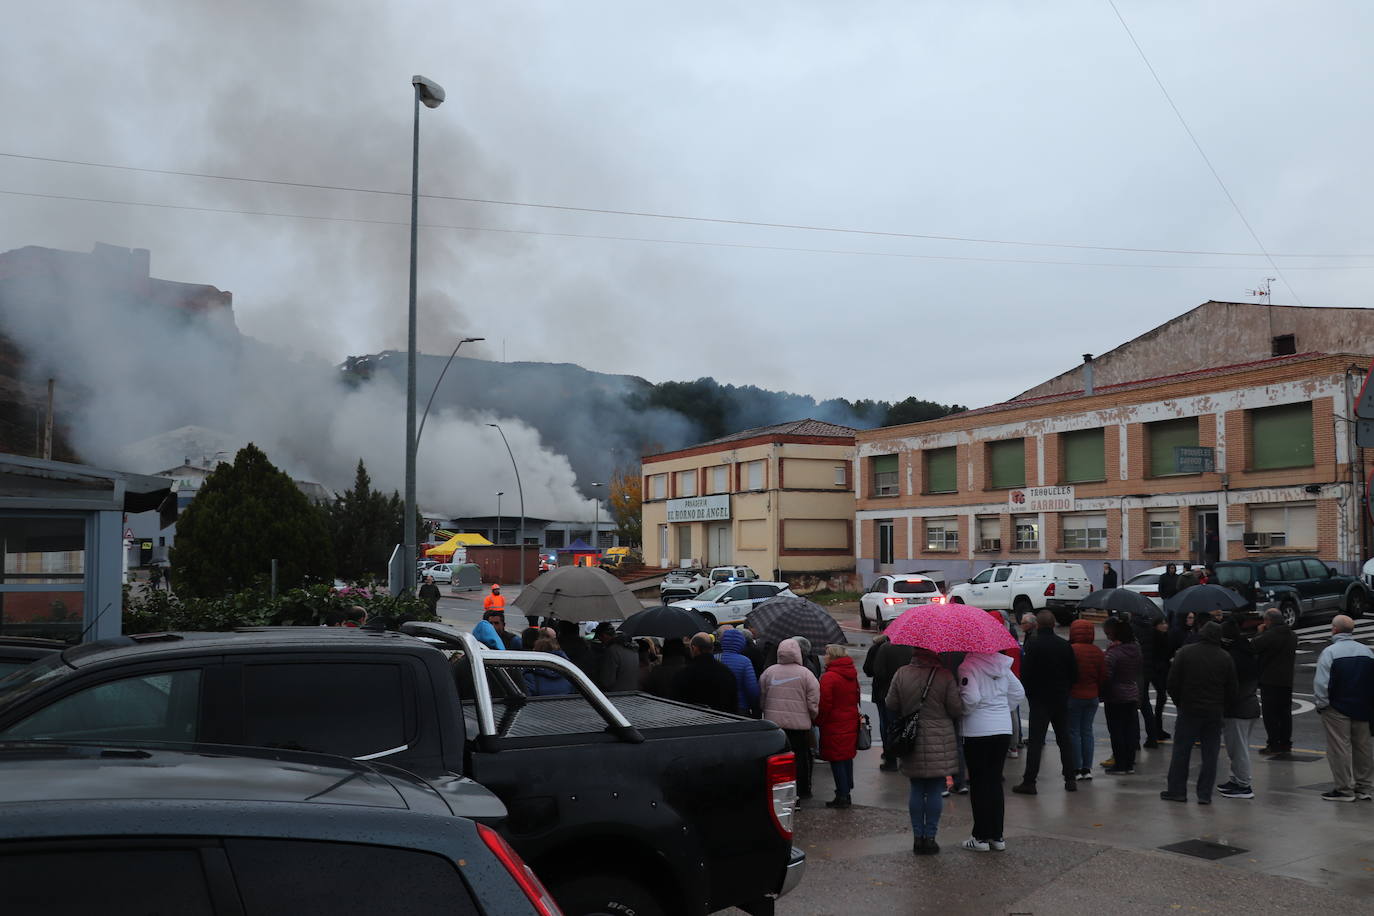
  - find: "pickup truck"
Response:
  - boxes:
[0,624,804,916]
[946,562,1091,626]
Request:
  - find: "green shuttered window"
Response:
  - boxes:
[1251,402,1313,470]
[1148,418,1199,477]
[925,448,957,494]
[871,454,899,496]
[988,439,1026,489]
[1062,428,1105,482]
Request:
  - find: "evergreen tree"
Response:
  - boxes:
[170,443,334,597]
[328,460,405,582]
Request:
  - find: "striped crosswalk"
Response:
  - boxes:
[1295,618,1374,645]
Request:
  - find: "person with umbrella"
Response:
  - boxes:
[886,645,964,855]
[817,645,861,808]
[760,638,820,801]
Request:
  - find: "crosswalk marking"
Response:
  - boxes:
[1295,620,1374,643]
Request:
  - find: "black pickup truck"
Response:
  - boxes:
[0,624,805,916]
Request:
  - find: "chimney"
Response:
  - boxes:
[1082,354,1095,396]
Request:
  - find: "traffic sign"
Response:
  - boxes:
[1357,360,1374,419]
[123,528,134,539]
[1359,419,1374,449]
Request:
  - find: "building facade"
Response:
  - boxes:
[855,353,1372,587]
[641,420,856,583]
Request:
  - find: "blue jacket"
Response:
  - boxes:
[1315,633,1374,721]
[719,629,760,715]
[524,650,576,696]
[472,620,504,651]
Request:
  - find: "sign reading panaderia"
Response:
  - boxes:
[667,494,731,522]
[1008,485,1074,512]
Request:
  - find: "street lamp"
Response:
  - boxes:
[404,73,446,597]
[416,336,484,450]
[495,491,504,545]
[590,482,604,556]
[487,424,525,590]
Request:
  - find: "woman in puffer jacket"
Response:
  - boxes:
[760,638,820,800]
[817,645,861,808]
[1102,618,1143,775]
[886,648,964,855]
[956,651,1025,853]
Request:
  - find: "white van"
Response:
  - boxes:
[945,562,1091,625]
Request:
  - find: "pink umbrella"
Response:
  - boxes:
[885,603,1019,654]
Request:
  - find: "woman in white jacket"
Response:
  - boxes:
[957,651,1026,853]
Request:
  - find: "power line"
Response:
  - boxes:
[4,186,1373,272]
[2,149,1368,262]
[1105,0,1307,305]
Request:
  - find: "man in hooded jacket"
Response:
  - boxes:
[1162,621,1238,804]
[719,628,762,716]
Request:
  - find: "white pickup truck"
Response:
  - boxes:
[945,562,1091,626]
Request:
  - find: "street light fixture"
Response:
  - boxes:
[495,491,504,545]
[404,73,445,597]
[590,482,604,557]
[416,336,484,450]
[487,424,525,590]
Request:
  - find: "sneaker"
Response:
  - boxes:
[1357,791,1373,801]
[1157,731,1172,741]
[1099,757,1116,769]
[926,838,940,854]
[1076,769,1093,781]
[989,838,1007,851]
[954,784,969,794]
[1104,767,1135,775]
[1322,790,1357,803]
[941,788,951,798]
[1064,779,1078,792]
[1160,791,1188,803]
[1143,740,1159,749]
[1219,785,1254,799]
[1216,780,1240,793]
[1012,782,1037,795]
[1006,748,1020,759]
[1258,745,1279,756]
[959,837,991,852]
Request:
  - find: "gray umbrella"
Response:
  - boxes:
[745,595,847,647]
[511,566,643,622]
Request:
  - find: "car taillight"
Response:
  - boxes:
[884,596,905,605]
[1143,590,1159,597]
[477,823,564,916]
[1044,583,1056,596]
[930,595,945,604]
[766,752,797,839]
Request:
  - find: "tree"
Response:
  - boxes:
[884,396,966,427]
[328,460,405,582]
[170,443,334,597]
[608,464,642,546]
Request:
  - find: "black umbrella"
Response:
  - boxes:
[1077,587,1164,622]
[1163,584,1249,618]
[745,595,847,647]
[618,605,711,640]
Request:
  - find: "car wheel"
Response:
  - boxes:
[1347,589,1369,620]
[550,873,664,916]
[877,614,888,632]
[858,604,870,629]
[949,596,964,604]
[1013,596,1033,619]
[1279,600,1300,629]
[700,612,718,629]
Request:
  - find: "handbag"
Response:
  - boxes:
[856,713,872,751]
[888,668,939,758]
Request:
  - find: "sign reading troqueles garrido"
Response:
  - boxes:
[667,494,731,522]
[1008,485,1075,512]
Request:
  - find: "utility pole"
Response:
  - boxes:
[42,379,54,460]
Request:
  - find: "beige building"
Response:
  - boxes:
[641,420,856,583]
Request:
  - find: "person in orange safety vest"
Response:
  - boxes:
[483,584,506,616]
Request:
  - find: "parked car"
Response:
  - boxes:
[0,625,804,916]
[709,565,759,585]
[1121,566,1168,610]
[945,562,1092,625]
[0,637,65,680]
[428,563,456,583]
[670,581,797,628]
[660,567,710,601]
[1212,556,1370,628]
[858,574,946,630]
[0,743,558,915]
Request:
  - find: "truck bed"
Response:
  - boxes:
[463,692,771,740]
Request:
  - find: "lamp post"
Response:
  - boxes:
[416,336,484,450]
[590,482,604,558]
[495,492,504,545]
[487,424,525,590]
[404,74,446,597]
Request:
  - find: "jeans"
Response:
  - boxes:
[830,759,854,797]
[876,700,894,761]
[1166,713,1223,801]
[1260,684,1293,751]
[964,734,1011,842]
[909,776,945,838]
[1022,698,1076,783]
[1104,701,1138,770]
[785,729,813,797]
[1223,717,1256,786]
[1066,697,1099,771]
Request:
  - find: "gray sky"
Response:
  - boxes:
[3,0,1372,411]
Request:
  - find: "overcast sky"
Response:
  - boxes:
[3,0,1372,410]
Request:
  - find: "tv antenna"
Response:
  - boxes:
[1246,278,1275,304]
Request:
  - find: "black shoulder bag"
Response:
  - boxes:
[887,668,939,758]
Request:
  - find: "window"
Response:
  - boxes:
[1249,503,1316,548]
[1302,558,1331,579]
[925,518,958,551]
[649,474,667,500]
[746,460,764,490]
[1062,428,1105,483]
[545,529,565,548]
[977,517,1001,551]
[1061,514,1107,550]
[1148,417,1199,477]
[748,584,781,600]
[0,847,215,914]
[0,669,201,742]
[1250,402,1314,470]
[1013,516,1038,551]
[242,663,408,759]
[708,465,729,494]
[924,448,957,494]
[834,465,847,487]
[987,439,1026,489]
[1272,334,1296,356]
[0,516,86,642]
[676,470,698,498]
[658,524,668,559]
[871,455,899,497]
[877,520,895,564]
[677,525,692,561]
[1147,511,1180,549]
[970,568,995,585]
[893,578,938,594]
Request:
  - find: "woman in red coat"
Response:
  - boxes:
[817,645,861,808]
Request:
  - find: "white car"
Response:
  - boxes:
[428,563,455,584]
[945,562,1091,626]
[660,568,709,601]
[1122,566,1168,611]
[708,565,759,585]
[670,581,796,628]
[859,574,946,630]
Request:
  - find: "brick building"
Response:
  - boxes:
[855,352,1372,587]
